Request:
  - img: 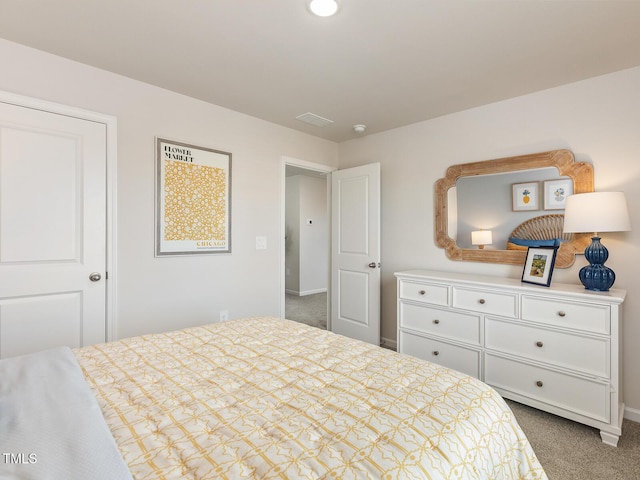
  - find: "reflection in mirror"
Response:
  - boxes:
[455,168,565,249]
[434,150,594,268]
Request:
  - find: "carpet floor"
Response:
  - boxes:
[507,400,640,479]
[285,292,327,330]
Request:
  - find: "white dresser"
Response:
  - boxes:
[395,269,626,446]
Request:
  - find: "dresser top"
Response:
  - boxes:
[395,269,626,303]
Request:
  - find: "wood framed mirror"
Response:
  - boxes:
[435,149,594,268]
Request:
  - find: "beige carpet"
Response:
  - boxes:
[507,400,640,480]
[285,292,327,330]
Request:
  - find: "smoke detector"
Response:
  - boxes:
[353,124,367,133]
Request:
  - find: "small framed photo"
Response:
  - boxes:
[521,246,558,287]
[543,178,573,210]
[512,182,540,211]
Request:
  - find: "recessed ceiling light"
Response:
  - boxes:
[308,0,340,17]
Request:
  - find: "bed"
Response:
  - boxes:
[506,214,570,250]
[1,317,547,479]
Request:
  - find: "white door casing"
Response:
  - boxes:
[0,96,115,358]
[331,163,380,345]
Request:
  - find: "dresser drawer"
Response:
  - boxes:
[521,296,610,334]
[400,302,480,345]
[399,280,449,306]
[485,318,609,378]
[400,331,480,379]
[453,287,517,318]
[485,354,610,423]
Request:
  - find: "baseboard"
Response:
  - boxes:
[299,288,327,296]
[285,288,327,296]
[624,405,640,423]
[380,336,397,351]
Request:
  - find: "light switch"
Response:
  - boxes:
[256,236,267,250]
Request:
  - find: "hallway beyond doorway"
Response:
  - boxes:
[285,292,327,330]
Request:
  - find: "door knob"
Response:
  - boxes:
[89,272,102,282]
[368,262,377,268]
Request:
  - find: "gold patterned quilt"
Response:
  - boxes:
[75,317,547,479]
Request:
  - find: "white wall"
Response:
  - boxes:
[339,66,640,415]
[0,38,338,339]
[285,175,328,295]
[285,177,301,293]
[298,175,328,295]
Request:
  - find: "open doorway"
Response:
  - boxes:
[281,158,334,330]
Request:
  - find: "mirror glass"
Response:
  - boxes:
[454,167,563,249]
[434,150,594,268]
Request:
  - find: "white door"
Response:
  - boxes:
[0,101,107,359]
[331,163,380,345]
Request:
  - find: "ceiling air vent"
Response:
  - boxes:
[295,112,334,128]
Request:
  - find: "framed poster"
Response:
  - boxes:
[155,138,231,256]
[543,178,573,210]
[521,246,558,287]
[512,181,540,211]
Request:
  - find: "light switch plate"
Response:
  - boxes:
[256,236,267,250]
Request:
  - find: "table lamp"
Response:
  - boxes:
[563,192,631,291]
[471,230,492,249]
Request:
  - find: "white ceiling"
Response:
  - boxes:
[2,0,640,143]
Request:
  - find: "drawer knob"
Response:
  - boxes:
[432,351,440,356]
[536,380,544,388]
[558,311,566,317]
[419,290,426,295]
[536,341,544,348]
[433,319,440,325]
[478,299,486,305]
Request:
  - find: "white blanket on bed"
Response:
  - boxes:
[0,346,132,480]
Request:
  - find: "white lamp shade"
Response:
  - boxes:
[563,192,631,234]
[471,230,493,245]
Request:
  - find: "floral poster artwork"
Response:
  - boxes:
[544,178,573,210]
[156,138,232,256]
[512,182,540,211]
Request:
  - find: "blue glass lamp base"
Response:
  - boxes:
[578,265,615,292]
[580,236,616,292]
